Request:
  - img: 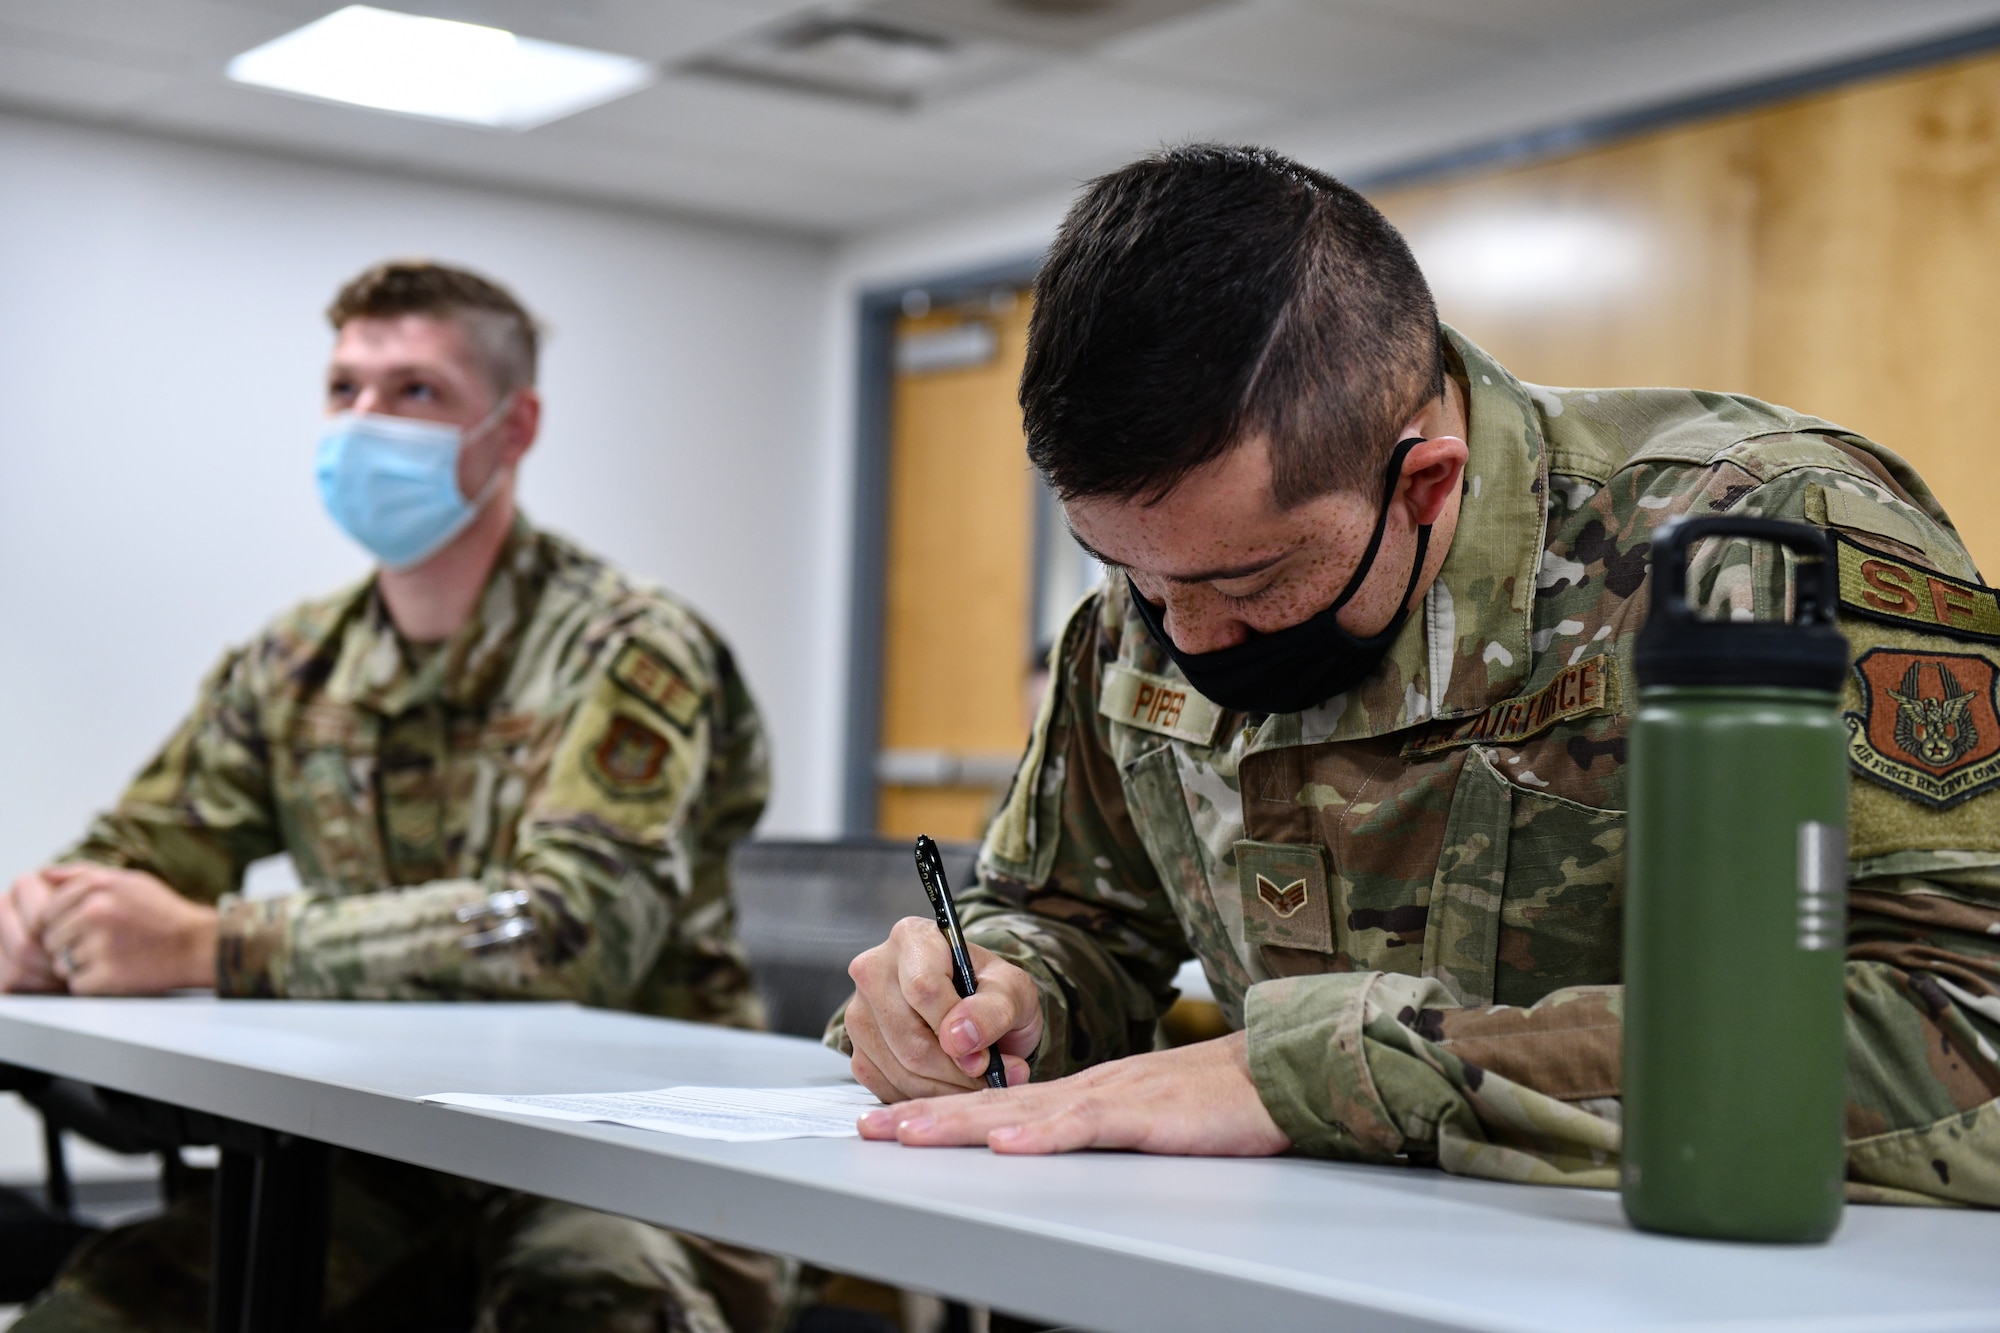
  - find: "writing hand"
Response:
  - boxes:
[844,916,1042,1101]
[858,1031,1291,1156]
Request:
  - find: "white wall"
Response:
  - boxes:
[0,110,845,902]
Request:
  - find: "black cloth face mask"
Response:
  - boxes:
[1128,437,1433,716]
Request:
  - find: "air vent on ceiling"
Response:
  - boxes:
[681,0,1228,108]
[869,0,1227,52]
[682,13,1034,109]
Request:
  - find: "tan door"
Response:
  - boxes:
[876,292,1039,841]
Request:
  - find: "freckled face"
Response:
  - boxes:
[1063,440,1373,654]
[1063,397,1469,656]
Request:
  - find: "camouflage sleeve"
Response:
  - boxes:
[216,626,769,1009]
[1695,447,2000,1204]
[63,648,284,902]
[825,592,1192,1077]
[1251,444,2000,1207]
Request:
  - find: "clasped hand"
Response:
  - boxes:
[843,917,1290,1156]
[0,865,217,995]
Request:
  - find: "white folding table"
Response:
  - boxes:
[0,995,1994,1333]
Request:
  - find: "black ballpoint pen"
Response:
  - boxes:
[913,834,1008,1090]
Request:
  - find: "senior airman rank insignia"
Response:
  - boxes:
[1256,874,1309,917]
[1235,840,1332,954]
[1847,648,2000,809]
[589,713,672,798]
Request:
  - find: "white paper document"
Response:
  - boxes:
[420,1084,883,1142]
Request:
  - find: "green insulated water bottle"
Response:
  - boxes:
[1623,516,1849,1242]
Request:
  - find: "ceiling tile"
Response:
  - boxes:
[554,70,1088,186]
[1329,0,1760,47]
[0,41,181,114]
[0,0,300,62]
[111,72,923,230]
[405,0,812,64]
[1107,0,1521,104]
[942,59,1293,150]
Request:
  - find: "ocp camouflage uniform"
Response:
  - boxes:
[932,328,2000,1206]
[24,517,791,1333]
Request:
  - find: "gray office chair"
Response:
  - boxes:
[731,836,977,1041]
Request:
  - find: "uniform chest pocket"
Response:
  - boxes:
[1426,747,1626,1006]
[280,708,385,894]
[1234,840,1340,979]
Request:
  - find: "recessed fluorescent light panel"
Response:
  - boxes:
[227,6,655,130]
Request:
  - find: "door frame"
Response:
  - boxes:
[842,255,1046,835]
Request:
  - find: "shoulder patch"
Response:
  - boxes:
[609,641,703,734]
[1403,656,1615,758]
[1836,537,2000,644]
[1099,663,1223,745]
[1846,648,2000,810]
[586,712,674,799]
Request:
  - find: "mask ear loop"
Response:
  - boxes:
[460,391,518,508]
[1326,436,1429,617]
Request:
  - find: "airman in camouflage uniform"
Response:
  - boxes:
[947,327,2000,1205]
[3,260,790,1332]
[18,518,793,1333]
[82,516,772,1023]
[836,146,2000,1208]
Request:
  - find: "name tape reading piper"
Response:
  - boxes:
[1099,663,1224,745]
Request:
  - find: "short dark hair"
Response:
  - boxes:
[328,260,540,393]
[1021,144,1444,507]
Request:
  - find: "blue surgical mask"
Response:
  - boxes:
[314,398,510,570]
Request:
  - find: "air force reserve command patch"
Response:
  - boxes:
[1846,648,2000,809]
[1836,536,2000,810]
[588,713,673,798]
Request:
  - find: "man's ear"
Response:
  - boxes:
[1399,436,1468,526]
[501,389,541,465]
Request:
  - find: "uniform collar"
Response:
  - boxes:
[326,513,548,716]
[1227,326,1549,751]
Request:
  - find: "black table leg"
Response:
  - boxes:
[39,1117,73,1220]
[242,1134,330,1333]
[210,1132,330,1333]
[210,1148,254,1333]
